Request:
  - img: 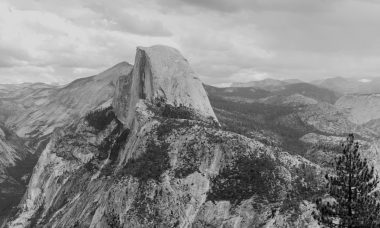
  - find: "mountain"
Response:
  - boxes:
[0,62,133,226]
[2,62,133,139]
[118,45,217,126]
[264,83,340,105]
[313,76,380,94]
[206,82,340,105]
[335,94,380,124]
[205,80,375,165]
[208,89,375,154]
[229,76,380,97]
[3,46,380,227]
[207,78,380,175]
[204,85,272,102]
[230,78,290,91]
[5,45,327,227]
[283,79,304,84]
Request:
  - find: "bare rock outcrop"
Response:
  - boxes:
[113,45,218,127]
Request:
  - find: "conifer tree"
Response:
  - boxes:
[316,134,380,227]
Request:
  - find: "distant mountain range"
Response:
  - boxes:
[231,76,380,95]
[206,82,339,104]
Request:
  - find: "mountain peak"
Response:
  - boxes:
[109,61,133,70]
[113,45,218,127]
[93,61,133,81]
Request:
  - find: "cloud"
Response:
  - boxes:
[0,0,175,84]
[1,0,380,86]
[229,68,270,83]
[159,0,339,13]
[111,13,172,36]
[0,44,30,67]
[83,1,172,36]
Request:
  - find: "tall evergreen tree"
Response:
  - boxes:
[316,134,380,227]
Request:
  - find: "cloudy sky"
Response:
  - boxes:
[1,0,380,86]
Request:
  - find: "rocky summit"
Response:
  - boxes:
[2,45,323,228]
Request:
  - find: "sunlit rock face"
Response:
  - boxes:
[115,45,218,127]
[7,46,322,228]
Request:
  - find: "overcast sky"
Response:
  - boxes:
[1,0,380,86]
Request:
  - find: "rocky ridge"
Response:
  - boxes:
[6,46,323,228]
[1,62,133,139]
[0,62,133,226]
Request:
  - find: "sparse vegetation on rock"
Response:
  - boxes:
[119,139,170,182]
[85,107,117,131]
[174,140,203,179]
[207,154,281,205]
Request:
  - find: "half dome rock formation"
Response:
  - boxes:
[6,46,320,228]
[115,45,218,127]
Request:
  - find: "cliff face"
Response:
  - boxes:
[118,45,217,127]
[6,46,322,228]
[0,124,32,225]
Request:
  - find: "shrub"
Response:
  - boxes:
[174,140,202,179]
[105,209,122,228]
[279,164,324,222]
[207,155,278,205]
[161,103,193,120]
[84,161,98,173]
[119,139,170,182]
[85,107,116,131]
[156,119,191,140]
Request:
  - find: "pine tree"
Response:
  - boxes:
[316,134,380,227]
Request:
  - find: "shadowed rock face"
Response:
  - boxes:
[6,46,323,228]
[0,62,133,227]
[112,74,133,126]
[0,124,33,225]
